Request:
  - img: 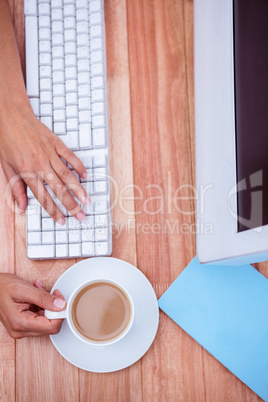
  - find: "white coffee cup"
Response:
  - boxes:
[45,278,135,346]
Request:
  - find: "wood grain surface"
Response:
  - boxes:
[0,0,264,401]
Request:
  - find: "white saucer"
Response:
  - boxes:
[49,257,159,373]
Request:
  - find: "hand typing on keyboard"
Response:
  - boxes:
[0,273,66,338]
[0,0,90,225]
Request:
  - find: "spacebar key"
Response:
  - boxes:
[28,245,55,259]
[25,16,39,97]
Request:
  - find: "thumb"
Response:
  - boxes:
[22,284,67,311]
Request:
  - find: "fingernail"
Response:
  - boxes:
[81,171,87,179]
[76,211,85,221]
[53,298,66,309]
[57,217,65,226]
[81,195,90,205]
[36,279,44,288]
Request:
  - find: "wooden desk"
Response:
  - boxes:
[0,1,265,400]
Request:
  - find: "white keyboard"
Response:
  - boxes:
[24,0,112,260]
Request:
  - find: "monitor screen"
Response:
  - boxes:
[234,0,268,231]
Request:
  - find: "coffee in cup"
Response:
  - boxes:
[71,281,131,342]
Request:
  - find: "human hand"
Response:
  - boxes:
[0,98,90,224]
[0,273,67,338]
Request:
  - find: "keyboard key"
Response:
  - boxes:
[79,97,91,110]
[64,17,76,30]
[94,180,107,194]
[66,92,78,105]
[56,244,68,258]
[42,218,55,231]
[69,243,81,257]
[41,116,53,130]
[93,128,106,147]
[52,46,64,58]
[79,110,91,123]
[52,9,63,21]
[69,230,81,243]
[39,28,50,40]
[52,21,63,33]
[53,96,65,109]
[78,72,90,85]
[80,156,92,168]
[42,231,54,244]
[90,13,101,25]
[82,242,94,256]
[65,29,76,42]
[52,33,64,47]
[77,21,88,34]
[56,231,68,243]
[40,103,52,116]
[66,80,77,92]
[81,215,94,229]
[40,65,51,78]
[76,0,87,9]
[55,220,68,231]
[54,109,66,122]
[90,25,102,38]
[40,90,52,103]
[94,200,108,213]
[90,38,103,51]
[67,118,78,131]
[59,132,79,150]
[96,242,108,256]
[94,167,107,180]
[89,1,102,13]
[40,78,52,91]
[81,228,94,242]
[95,227,108,241]
[94,153,106,167]
[65,42,76,55]
[78,85,90,97]
[77,46,90,59]
[24,0,37,16]
[92,76,104,89]
[78,59,90,72]
[92,114,105,128]
[52,58,64,71]
[39,53,51,65]
[64,4,75,17]
[92,89,104,102]
[91,51,103,64]
[91,63,103,76]
[27,206,41,231]
[53,84,65,96]
[65,54,76,67]
[54,122,66,134]
[66,105,78,118]
[77,34,89,47]
[51,0,63,8]
[28,232,41,245]
[39,16,50,28]
[95,214,108,227]
[79,123,92,149]
[76,9,88,22]
[28,245,55,259]
[38,3,50,15]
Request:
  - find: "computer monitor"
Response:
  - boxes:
[195,0,268,264]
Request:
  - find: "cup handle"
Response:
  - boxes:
[44,309,67,320]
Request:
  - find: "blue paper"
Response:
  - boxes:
[158,257,268,401]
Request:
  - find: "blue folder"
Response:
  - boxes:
[158,257,268,401]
